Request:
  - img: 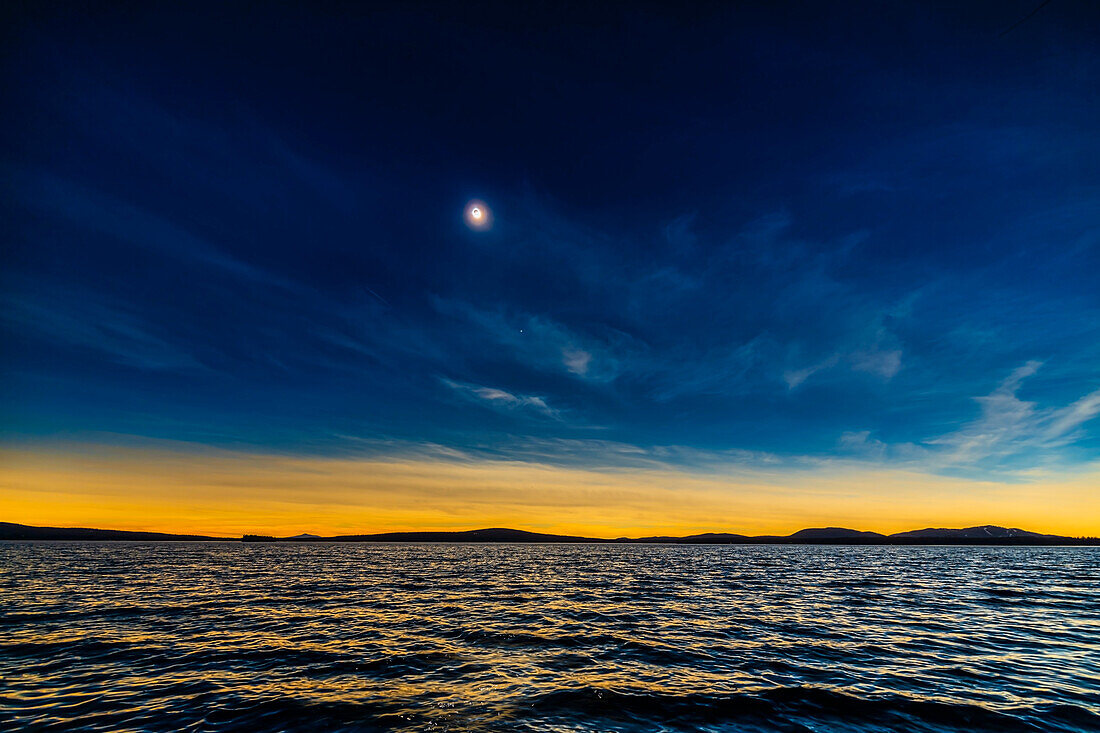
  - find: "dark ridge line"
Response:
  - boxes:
[0,522,234,542]
[3,522,1098,545]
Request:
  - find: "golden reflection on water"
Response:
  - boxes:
[2,543,1099,732]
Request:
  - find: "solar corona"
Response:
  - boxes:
[465,200,491,230]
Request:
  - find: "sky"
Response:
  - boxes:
[2,2,1099,537]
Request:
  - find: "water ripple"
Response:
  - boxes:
[2,543,1098,732]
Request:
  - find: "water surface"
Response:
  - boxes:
[2,542,1098,732]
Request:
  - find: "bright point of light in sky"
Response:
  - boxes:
[464,200,491,230]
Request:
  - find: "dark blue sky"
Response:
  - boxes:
[4,1,1099,480]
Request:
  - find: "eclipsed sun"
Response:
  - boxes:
[464,200,492,230]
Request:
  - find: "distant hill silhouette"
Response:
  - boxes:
[889,525,1052,540]
[789,527,887,540]
[632,532,750,544]
[325,527,604,543]
[2,521,1096,545]
[0,522,230,541]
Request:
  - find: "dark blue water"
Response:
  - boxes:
[2,542,1098,732]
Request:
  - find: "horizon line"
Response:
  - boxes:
[5,520,1100,542]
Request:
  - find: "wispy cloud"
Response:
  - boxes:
[851,348,902,379]
[1,292,207,372]
[14,172,299,291]
[431,297,630,383]
[562,347,593,376]
[1045,390,1100,443]
[930,361,1100,466]
[440,378,561,420]
[785,344,902,389]
[840,361,1100,475]
[784,354,841,389]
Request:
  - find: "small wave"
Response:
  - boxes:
[3,543,1098,733]
[525,686,1054,732]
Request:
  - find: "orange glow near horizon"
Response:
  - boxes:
[1,442,1098,538]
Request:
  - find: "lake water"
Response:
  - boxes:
[2,542,1099,732]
